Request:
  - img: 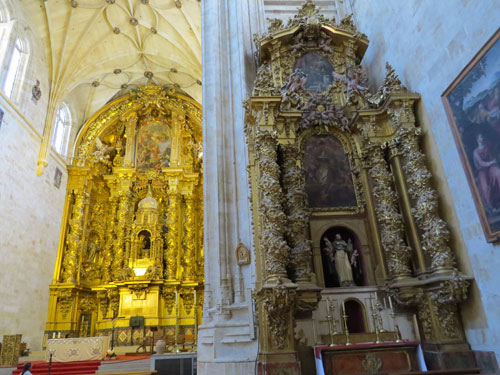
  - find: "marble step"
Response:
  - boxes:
[97,359,150,374]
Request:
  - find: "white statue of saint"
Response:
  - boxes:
[324,234,355,287]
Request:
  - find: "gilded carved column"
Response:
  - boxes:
[196,193,204,282]
[101,196,118,283]
[255,130,290,281]
[399,128,455,271]
[366,145,412,279]
[183,194,196,281]
[62,191,89,283]
[280,143,313,283]
[112,188,132,280]
[387,140,427,274]
[166,193,181,280]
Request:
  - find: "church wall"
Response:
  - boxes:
[0,94,67,351]
[0,0,66,352]
[352,0,500,360]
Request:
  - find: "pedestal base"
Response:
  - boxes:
[150,353,196,375]
[257,352,301,375]
[315,342,420,375]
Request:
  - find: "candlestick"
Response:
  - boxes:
[326,299,336,346]
[342,308,351,346]
[390,311,402,343]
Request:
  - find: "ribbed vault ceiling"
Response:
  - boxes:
[29,0,201,127]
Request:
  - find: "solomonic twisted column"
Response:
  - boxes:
[280,143,313,283]
[182,194,196,281]
[165,193,181,280]
[366,145,412,279]
[112,190,131,280]
[62,191,88,283]
[255,130,290,281]
[399,128,455,271]
[101,197,118,283]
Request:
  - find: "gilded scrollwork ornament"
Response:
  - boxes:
[261,286,296,349]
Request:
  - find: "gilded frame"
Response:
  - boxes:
[442,28,500,242]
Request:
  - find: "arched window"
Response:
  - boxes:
[51,104,72,156]
[2,36,28,100]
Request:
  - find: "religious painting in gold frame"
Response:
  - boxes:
[443,28,500,242]
[136,121,172,171]
[302,134,357,210]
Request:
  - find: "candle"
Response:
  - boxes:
[342,300,345,314]
[58,332,61,338]
[383,297,388,310]
[389,296,394,311]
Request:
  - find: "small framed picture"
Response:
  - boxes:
[54,167,62,189]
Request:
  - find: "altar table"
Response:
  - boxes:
[46,336,110,362]
[315,341,422,375]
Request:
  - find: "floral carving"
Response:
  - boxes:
[165,193,181,279]
[107,289,120,318]
[58,289,74,319]
[181,289,195,315]
[366,145,412,277]
[161,287,176,314]
[255,131,290,279]
[79,295,97,313]
[62,191,89,283]
[280,144,313,282]
[182,195,196,281]
[97,291,109,318]
[398,128,455,270]
[262,286,296,349]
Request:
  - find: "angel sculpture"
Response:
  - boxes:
[93,136,115,164]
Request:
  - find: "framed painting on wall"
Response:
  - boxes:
[443,28,500,242]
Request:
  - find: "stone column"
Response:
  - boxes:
[165,193,181,281]
[366,144,412,280]
[399,128,455,272]
[280,143,314,284]
[199,0,265,372]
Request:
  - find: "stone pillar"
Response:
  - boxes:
[280,143,314,284]
[165,193,181,281]
[199,0,265,372]
[398,128,455,272]
[366,144,412,280]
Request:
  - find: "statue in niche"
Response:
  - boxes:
[323,234,355,287]
[138,232,151,259]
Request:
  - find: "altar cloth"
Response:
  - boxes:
[46,336,110,362]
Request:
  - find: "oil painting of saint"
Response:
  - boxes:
[443,30,500,241]
[302,135,357,209]
[136,121,172,171]
[294,52,334,93]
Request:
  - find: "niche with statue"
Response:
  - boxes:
[321,226,365,288]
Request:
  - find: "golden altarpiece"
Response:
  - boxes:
[44,86,203,349]
[245,2,474,374]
